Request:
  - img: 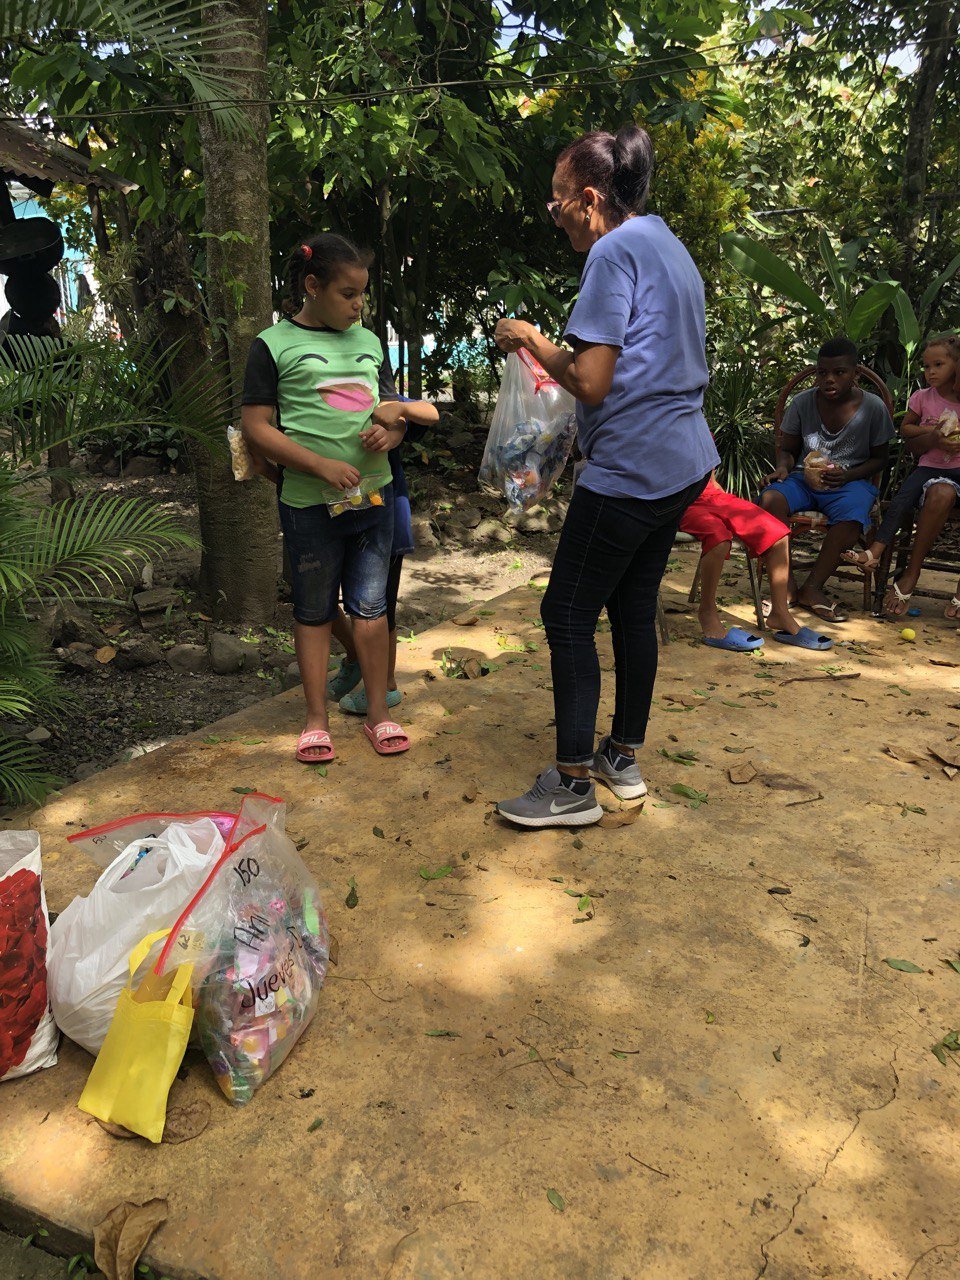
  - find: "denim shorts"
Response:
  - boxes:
[761,474,877,530]
[279,484,394,626]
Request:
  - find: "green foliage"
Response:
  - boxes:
[0,336,225,805]
[704,352,775,498]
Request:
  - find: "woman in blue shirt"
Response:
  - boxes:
[494,125,718,828]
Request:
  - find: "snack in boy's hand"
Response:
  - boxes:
[803,449,834,491]
[227,426,256,481]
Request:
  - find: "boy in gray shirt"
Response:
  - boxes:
[759,336,893,622]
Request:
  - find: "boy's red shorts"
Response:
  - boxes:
[680,479,788,558]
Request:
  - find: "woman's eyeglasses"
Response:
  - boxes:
[546,197,573,224]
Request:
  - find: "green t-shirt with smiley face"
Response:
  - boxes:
[244,317,391,507]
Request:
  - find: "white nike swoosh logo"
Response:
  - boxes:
[549,796,588,813]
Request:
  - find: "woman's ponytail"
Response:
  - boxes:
[556,124,656,221]
[610,125,654,216]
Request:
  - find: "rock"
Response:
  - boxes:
[448,429,475,450]
[133,587,181,628]
[115,637,164,671]
[411,515,439,549]
[471,518,513,545]
[518,510,552,534]
[282,660,302,690]
[166,643,208,674]
[73,761,100,782]
[674,531,696,544]
[501,508,523,529]
[24,726,52,744]
[101,456,121,477]
[122,455,161,479]
[56,646,98,673]
[209,632,260,674]
[450,505,482,530]
[49,602,107,649]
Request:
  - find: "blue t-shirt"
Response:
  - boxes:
[563,215,719,500]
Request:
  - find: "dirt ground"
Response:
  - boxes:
[2,553,960,1280]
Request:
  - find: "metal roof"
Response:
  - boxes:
[0,119,138,195]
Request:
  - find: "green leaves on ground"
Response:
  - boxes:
[670,783,708,807]
[232,786,256,795]
[546,1188,565,1212]
[931,1030,960,1067]
[899,803,926,817]
[425,1029,459,1038]
[883,958,924,973]
[658,748,698,766]
[307,1117,324,1133]
[419,864,453,880]
[372,826,384,838]
[344,878,358,910]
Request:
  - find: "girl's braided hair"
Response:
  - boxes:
[283,233,372,314]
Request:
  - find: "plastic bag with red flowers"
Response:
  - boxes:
[0,831,59,1082]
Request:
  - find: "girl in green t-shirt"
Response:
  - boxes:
[242,234,410,761]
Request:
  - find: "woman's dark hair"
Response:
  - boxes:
[555,125,655,219]
[284,232,372,314]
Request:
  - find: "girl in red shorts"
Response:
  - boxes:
[680,477,833,651]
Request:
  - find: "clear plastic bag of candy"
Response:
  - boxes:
[479,350,577,512]
[152,794,329,1106]
[326,479,386,517]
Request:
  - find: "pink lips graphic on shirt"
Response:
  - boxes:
[315,379,376,412]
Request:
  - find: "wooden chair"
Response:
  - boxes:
[759,364,896,613]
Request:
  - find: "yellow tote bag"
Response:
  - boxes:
[78,929,194,1144]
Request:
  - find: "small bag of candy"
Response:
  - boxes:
[151,795,329,1105]
[327,480,386,517]
[479,350,577,512]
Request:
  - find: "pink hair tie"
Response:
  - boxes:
[300,244,312,260]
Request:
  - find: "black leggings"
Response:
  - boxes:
[541,476,708,765]
[877,466,960,544]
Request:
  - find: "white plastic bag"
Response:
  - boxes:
[67,810,238,869]
[154,794,328,1105]
[48,818,224,1055]
[479,349,577,511]
[0,831,59,1082]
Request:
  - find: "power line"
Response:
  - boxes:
[1,29,952,124]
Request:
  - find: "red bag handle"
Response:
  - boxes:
[516,347,557,393]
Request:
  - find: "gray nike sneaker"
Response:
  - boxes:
[591,736,648,801]
[496,767,604,829]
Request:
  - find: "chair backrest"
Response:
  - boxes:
[773,364,895,448]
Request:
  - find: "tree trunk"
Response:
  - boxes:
[195,0,278,624]
[895,1,959,294]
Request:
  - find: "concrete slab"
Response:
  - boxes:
[3,566,960,1280]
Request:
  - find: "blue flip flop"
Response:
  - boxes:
[772,626,833,651]
[703,626,765,653]
[339,687,402,716]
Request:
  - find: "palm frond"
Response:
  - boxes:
[0,736,60,807]
[7,492,195,600]
[2,0,250,126]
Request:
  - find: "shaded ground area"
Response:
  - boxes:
[2,554,960,1280]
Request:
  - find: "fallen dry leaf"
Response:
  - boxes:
[598,806,642,828]
[943,766,958,780]
[462,658,483,680]
[728,762,757,785]
[95,645,117,664]
[95,1119,137,1140]
[760,772,816,793]
[102,623,123,637]
[453,614,480,627]
[929,740,960,769]
[162,1099,210,1145]
[94,1198,168,1280]
[462,783,478,803]
[327,934,340,966]
[883,742,929,766]
[930,658,960,668]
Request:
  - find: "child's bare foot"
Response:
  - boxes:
[766,607,800,635]
[945,594,960,620]
[296,714,333,762]
[697,606,728,641]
